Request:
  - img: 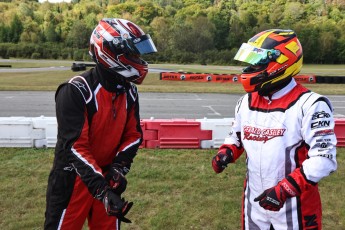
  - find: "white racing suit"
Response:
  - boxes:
[219,79,337,230]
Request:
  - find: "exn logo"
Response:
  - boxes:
[311,120,330,129]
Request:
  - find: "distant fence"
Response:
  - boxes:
[159,72,345,84]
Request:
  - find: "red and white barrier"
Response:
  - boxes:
[0,117,344,148]
[32,116,57,148]
[335,119,345,147]
[141,119,212,148]
[196,118,234,149]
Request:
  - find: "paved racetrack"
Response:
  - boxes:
[0,91,344,119]
[1,60,344,118]
[0,91,238,119]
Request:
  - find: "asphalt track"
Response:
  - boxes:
[0,61,344,118]
[0,91,237,118]
[0,91,345,119]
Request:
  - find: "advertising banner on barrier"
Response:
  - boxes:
[293,75,316,83]
[209,74,240,83]
[160,72,345,84]
[160,72,240,83]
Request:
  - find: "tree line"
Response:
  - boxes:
[0,0,344,64]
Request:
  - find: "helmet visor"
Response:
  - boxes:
[134,34,157,54]
[234,43,276,65]
[125,34,157,55]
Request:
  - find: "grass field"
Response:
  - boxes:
[0,60,344,229]
[0,148,344,230]
[0,60,344,95]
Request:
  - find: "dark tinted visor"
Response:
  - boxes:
[129,34,157,55]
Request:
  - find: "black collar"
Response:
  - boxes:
[94,64,127,93]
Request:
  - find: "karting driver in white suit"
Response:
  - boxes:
[212,29,337,230]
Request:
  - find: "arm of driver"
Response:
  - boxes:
[56,84,108,199]
[300,97,337,184]
[221,96,245,162]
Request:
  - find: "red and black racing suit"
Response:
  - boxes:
[44,65,142,230]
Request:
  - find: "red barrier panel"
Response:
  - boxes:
[209,73,240,83]
[140,122,158,148]
[160,72,240,83]
[141,119,212,148]
[160,72,316,84]
[160,72,204,82]
[293,75,316,84]
[335,119,345,147]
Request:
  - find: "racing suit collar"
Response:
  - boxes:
[263,78,296,101]
[95,64,127,93]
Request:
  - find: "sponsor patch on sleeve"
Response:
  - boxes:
[313,129,334,137]
[68,76,92,104]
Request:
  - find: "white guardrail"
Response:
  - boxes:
[0,116,57,148]
[0,116,234,149]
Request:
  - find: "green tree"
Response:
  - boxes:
[268,2,284,27]
[174,3,207,22]
[172,16,215,54]
[45,24,60,42]
[335,38,345,64]
[207,5,231,50]
[228,13,246,49]
[0,0,343,64]
[84,13,99,30]
[293,23,320,63]
[132,0,162,26]
[18,2,34,19]
[0,24,10,42]
[150,16,172,53]
[106,1,137,18]
[20,21,41,43]
[66,20,91,49]
[281,2,305,27]
[9,14,23,43]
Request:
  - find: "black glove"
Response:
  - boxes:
[212,148,233,173]
[113,160,132,175]
[254,177,301,211]
[103,188,133,223]
[105,164,127,195]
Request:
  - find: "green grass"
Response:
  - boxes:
[0,148,344,229]
[0,60,344,228]
[0,59,75,68]
[0,60,344,94]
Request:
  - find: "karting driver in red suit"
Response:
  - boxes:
[44,18,157,230]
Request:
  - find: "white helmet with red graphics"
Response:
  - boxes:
[89,18,157,84]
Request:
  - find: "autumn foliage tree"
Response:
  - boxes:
[0,0,344,64]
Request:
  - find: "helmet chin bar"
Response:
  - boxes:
[97,62,140,83]
[110,65,140,79]
[257,75,293,96]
